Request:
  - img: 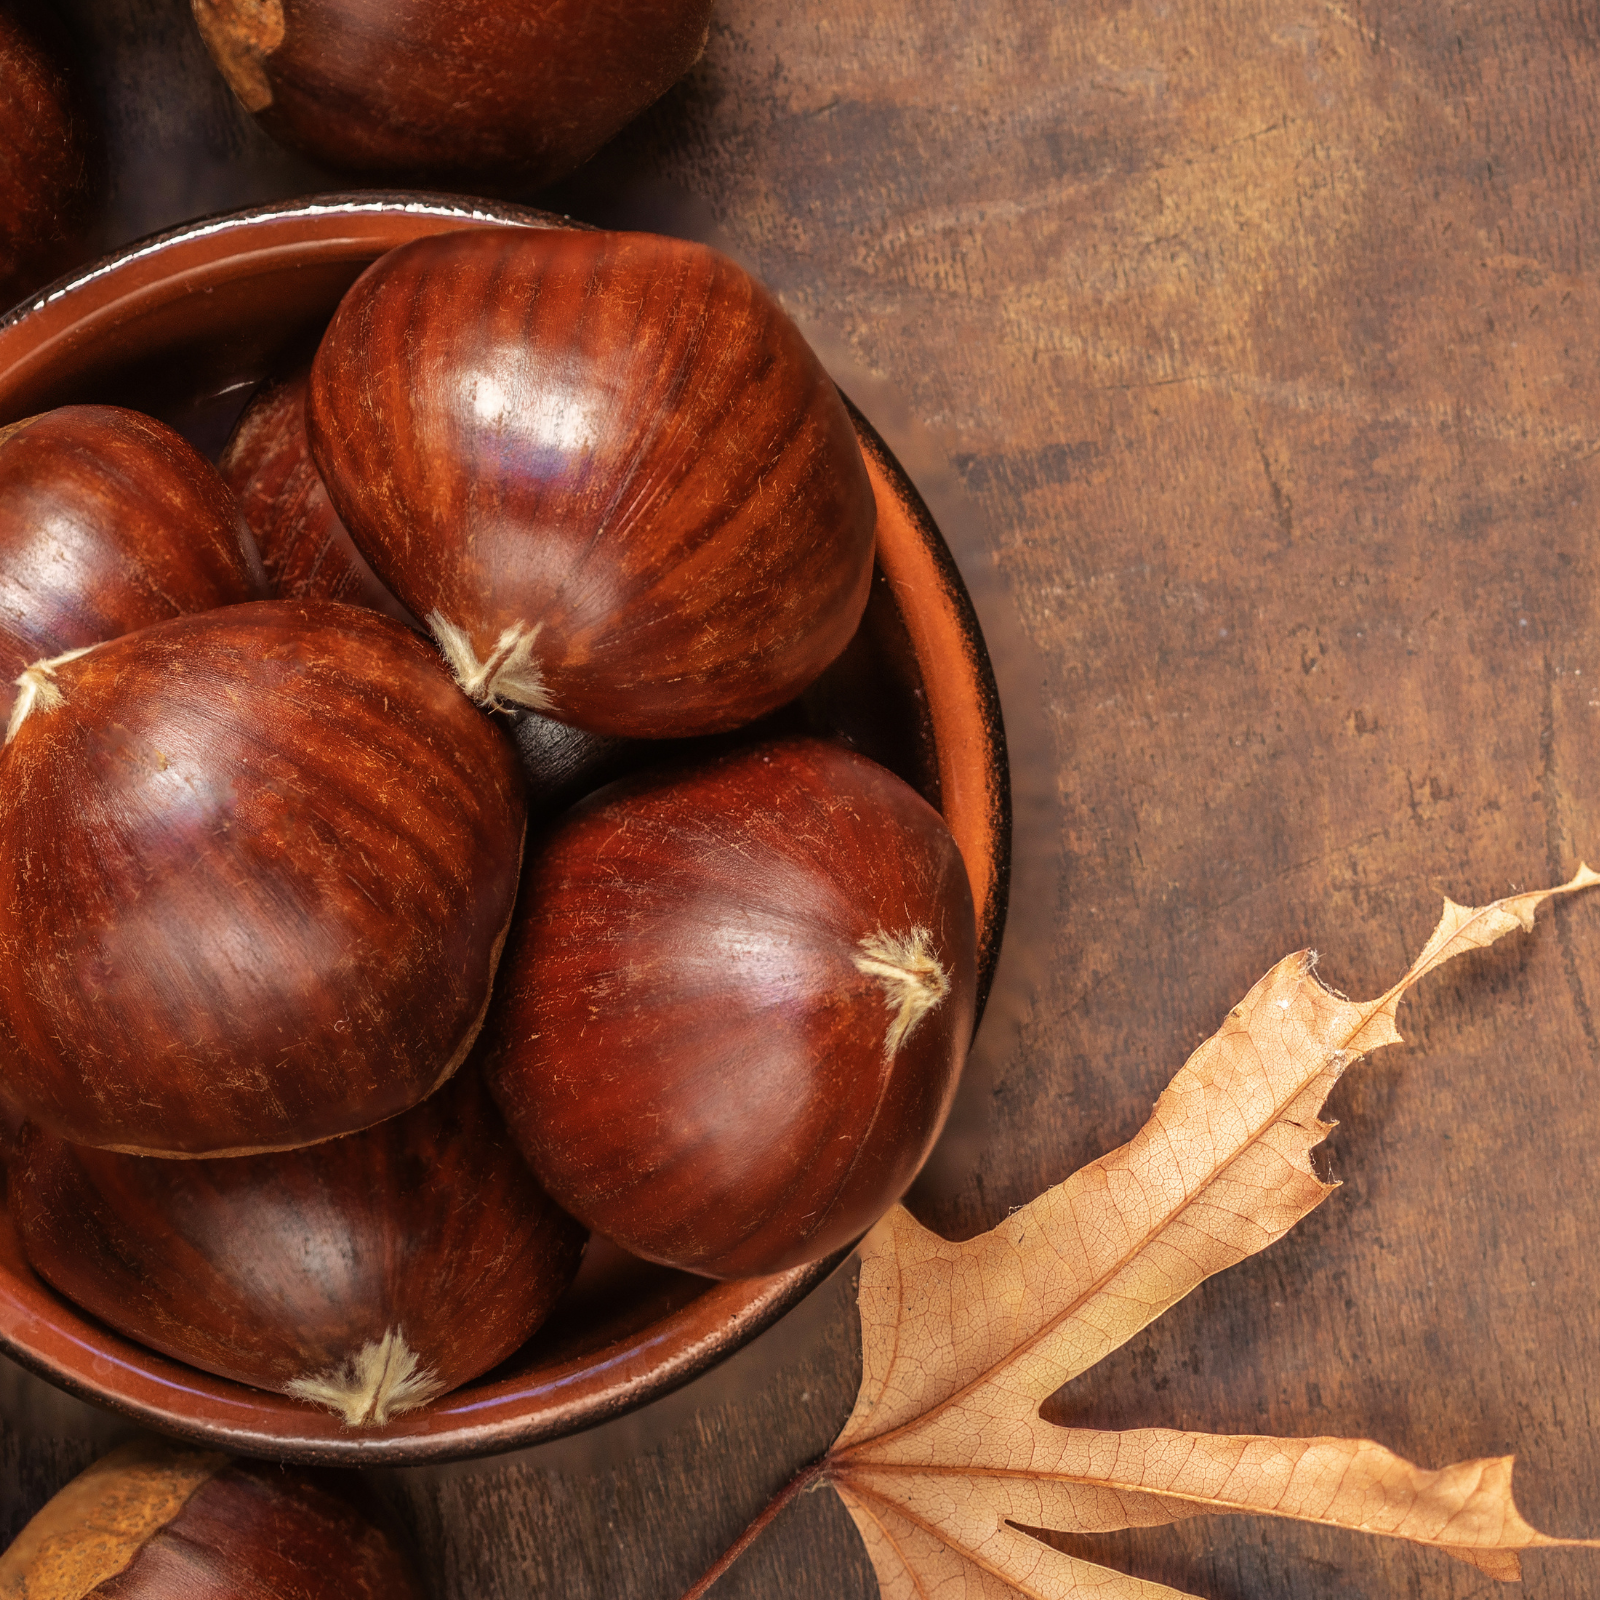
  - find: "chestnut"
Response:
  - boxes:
[0,600,525,1157]
[12,1065,584,1424]
[0,405,266,722]
[0,1439,423,1596]
[222,363,668,820]
[188,0,712,190]
[487,737,977,1278]
[308,227,877,738]
[219,364,415,625]
[0,6,94,308]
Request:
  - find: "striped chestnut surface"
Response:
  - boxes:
[0,196,1008,1462]
[487,737,978,1279]
[220,363,641,820]
[0,1439,423,1596]
[308,226,878,739]
[0,405,265,725]
[0,599,525,1157]
[189,0,712,189]
[219,365,410,624]
[11,1066,584,1426]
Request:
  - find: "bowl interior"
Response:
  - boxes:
[0,195,1009,1465]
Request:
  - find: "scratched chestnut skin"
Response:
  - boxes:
[0,600,525,1157]
[11,1066,584,1421]
[308,227,878,739]
[487,738,977,1279]
[219,365,415,626]
[0,406,266,720]
[189,0,712,189]
[0,6,94,308]
[0,1440,423,1597]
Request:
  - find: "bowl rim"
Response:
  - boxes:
[0,193,1011,1465]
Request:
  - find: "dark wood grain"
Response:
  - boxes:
[5,0,1600,1597]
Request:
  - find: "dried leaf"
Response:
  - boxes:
[809,867,1599,1598]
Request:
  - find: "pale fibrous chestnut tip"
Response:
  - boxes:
[0,1439,425,1596]
[0,601,527,1157]
[429,609,552,714]
[12,1065,586,1424]
[307,226,878,739]
[285,1326,447,1426]
[214,362,652,813]
[854,925,952,1061]
[5,641,96,745]
[487,737,979,1280]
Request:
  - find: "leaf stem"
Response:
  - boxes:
[678,1458,830,1600]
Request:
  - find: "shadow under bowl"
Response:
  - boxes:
[0,194,1010,1465]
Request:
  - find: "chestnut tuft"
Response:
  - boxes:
[188,0,713,190]
[219,368,652,819]
[487,737,977,1278]
[0,1439,423,1596]
[308,227,878,738]
[0,405,266,720]
[219,365,415,625]
[0,600,526,1157]
[13,1066,584,1424]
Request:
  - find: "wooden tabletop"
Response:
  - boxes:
[5,2,1600,1596]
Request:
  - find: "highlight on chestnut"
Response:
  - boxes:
[0,198,998,1461]
[308,226,878,739]
[12,1065,584,1425]
[486,737,978,1279]
[0,405,265,719]
[220,359,639,820]
[0,599,526,1157]
[188,0,714,190]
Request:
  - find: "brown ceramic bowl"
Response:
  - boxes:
[0,195,1009,1465]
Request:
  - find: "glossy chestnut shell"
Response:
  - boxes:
[0,7,94,308]
[11,1067,584,1424]
[0,599,526,1157]
[488,737,978,1278]
[308,226,878,738]
[0,1439,422,1597]
[0,195,1009,1464]
[220,364,645,817]
[0,405,266,719]
[219,366,410,623]
[189,0,713,189]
